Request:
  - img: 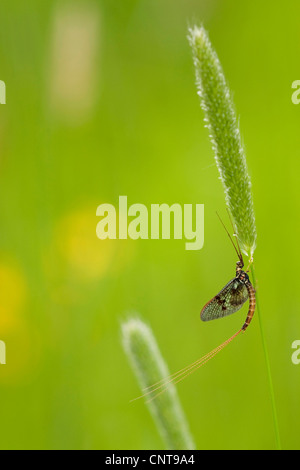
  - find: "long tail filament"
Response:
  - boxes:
[131,328,242,404]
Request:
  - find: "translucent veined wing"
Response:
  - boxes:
[201,277,249,322]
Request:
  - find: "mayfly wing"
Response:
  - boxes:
[201,277,249,322]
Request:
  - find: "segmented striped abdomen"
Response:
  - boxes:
[241,281,256,330]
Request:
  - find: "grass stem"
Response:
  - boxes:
[250,264,281,450]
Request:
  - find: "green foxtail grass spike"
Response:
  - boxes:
[121,317,195,450]
[188,25,256,257]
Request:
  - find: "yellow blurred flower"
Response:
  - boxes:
[56,206,116,281]
[0,261,40,384]
[0,262,26,332]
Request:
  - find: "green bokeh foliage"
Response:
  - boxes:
[0,0,299,450]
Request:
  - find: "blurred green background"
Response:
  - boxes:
[0,0,300,450]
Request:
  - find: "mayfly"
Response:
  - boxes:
[132,212,256,403]
[201,212,256,332]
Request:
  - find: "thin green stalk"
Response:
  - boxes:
[122,317,195,450]
[250,264,281,450]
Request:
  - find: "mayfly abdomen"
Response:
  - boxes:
[241,281,256,330]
